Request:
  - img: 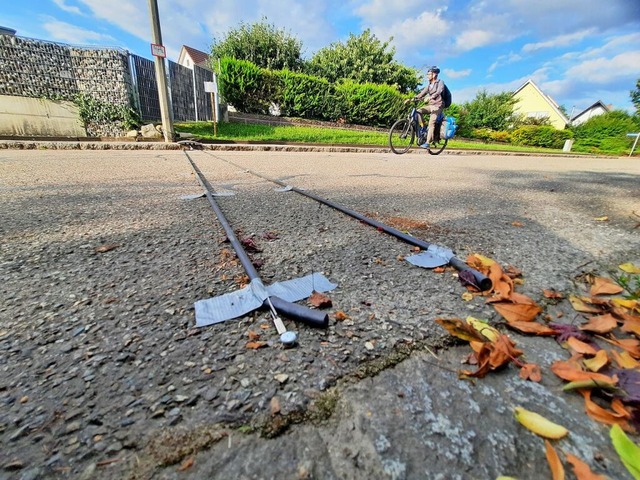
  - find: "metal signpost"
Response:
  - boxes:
[627,133,639,157]
[204,76,218,137]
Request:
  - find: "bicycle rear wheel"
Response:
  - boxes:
[389,119,414,154]
[427,138,448,155]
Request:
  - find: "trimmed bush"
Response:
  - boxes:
[218,57,406,128]
[275,70,337,121]
[511,125,573,149]
[335,80,404,127]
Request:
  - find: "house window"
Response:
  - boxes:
[527,111,549,119]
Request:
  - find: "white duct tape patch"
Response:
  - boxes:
[194,272,337,327]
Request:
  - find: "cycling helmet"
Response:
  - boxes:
[427,66,440,74]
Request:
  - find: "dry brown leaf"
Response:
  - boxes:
[599,335,640,359]
[564,453,607,480]
[566,337,599,356]
[550,360,618,384]
[177,456,195,472]
[466,253,495,270]
[580,390,632,430]
[579,314,618,334]
[511,220,524,227]
[334,311,350,321]
[308,291,333,308]
[492,301,542,323]
[590,276,624,296]
[519,363,542,382]
[94,243,120,253]
[612,298,640,312]
[543,289,565,299]
[545,440,565,480]
[610,350,640,369]
[245,341,267,349]
[247,330,261,341]
[489,263,513,299]
[583,350,609,372]
[436,318,487,343]
[506,321,557,336]
[621,317,640,337]
[569,295,603,314]
[489,334,524,368]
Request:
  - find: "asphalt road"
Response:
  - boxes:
[1,147,639,480]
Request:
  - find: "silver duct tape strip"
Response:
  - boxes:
[405,245,454,269]
[265,272,337,303]
[194,273,337,327]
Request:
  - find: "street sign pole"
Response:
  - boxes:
[147,0,174,143]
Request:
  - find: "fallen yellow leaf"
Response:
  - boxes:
[619,262,640,274]
[515,407,569,439]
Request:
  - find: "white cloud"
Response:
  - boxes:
[522,28,596,53]
[42,18,116,45]
[454,29,498,51]
[52,0,83,15]
[371,10,449,53]
[565,51,640,84]
[444,68,471,79]
[488,52,522,74]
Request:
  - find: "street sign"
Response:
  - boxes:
[150,43,166,58]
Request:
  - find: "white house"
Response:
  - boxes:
[177,45,211,70]
[570,101,611,126]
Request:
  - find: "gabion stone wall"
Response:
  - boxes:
[0,34,216,136]
[0,35,135,136]
[0,35,133,105]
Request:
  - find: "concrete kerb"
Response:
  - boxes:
[0,139,617,159]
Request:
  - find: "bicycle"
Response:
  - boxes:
[388,100,449,155]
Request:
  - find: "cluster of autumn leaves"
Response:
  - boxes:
[436,254,640,479]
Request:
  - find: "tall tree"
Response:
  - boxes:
[306,29,420,94]
[631,78,640,116]
[211,19,304,71]
[462,90,518,131]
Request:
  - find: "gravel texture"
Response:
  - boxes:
[1,147,639,479]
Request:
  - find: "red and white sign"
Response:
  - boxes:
[150,43,166,58]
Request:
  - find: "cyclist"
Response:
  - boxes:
[405,66,444,147]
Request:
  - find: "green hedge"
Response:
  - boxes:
[510,125,573,149]
[275,70,337,121]
[218,57,406,127]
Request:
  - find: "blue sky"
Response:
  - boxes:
[2,0,639,115]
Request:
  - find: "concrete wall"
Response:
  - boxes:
[0,95,86,137]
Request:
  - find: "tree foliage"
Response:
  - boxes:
[305,29,420,94]
[571,110,640,139]
[631,78,640,116]
[460,90,518,132]
[211,19,304,71]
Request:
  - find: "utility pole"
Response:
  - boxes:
[147,0,174,143]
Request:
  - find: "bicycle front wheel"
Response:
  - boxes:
[389,119,414,154]
[427,138,448,155]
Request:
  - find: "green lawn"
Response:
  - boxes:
[174,121,575,155]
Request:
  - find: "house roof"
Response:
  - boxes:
[571,100,610,121]
[182,45,209,65]
[512,79,569,125]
